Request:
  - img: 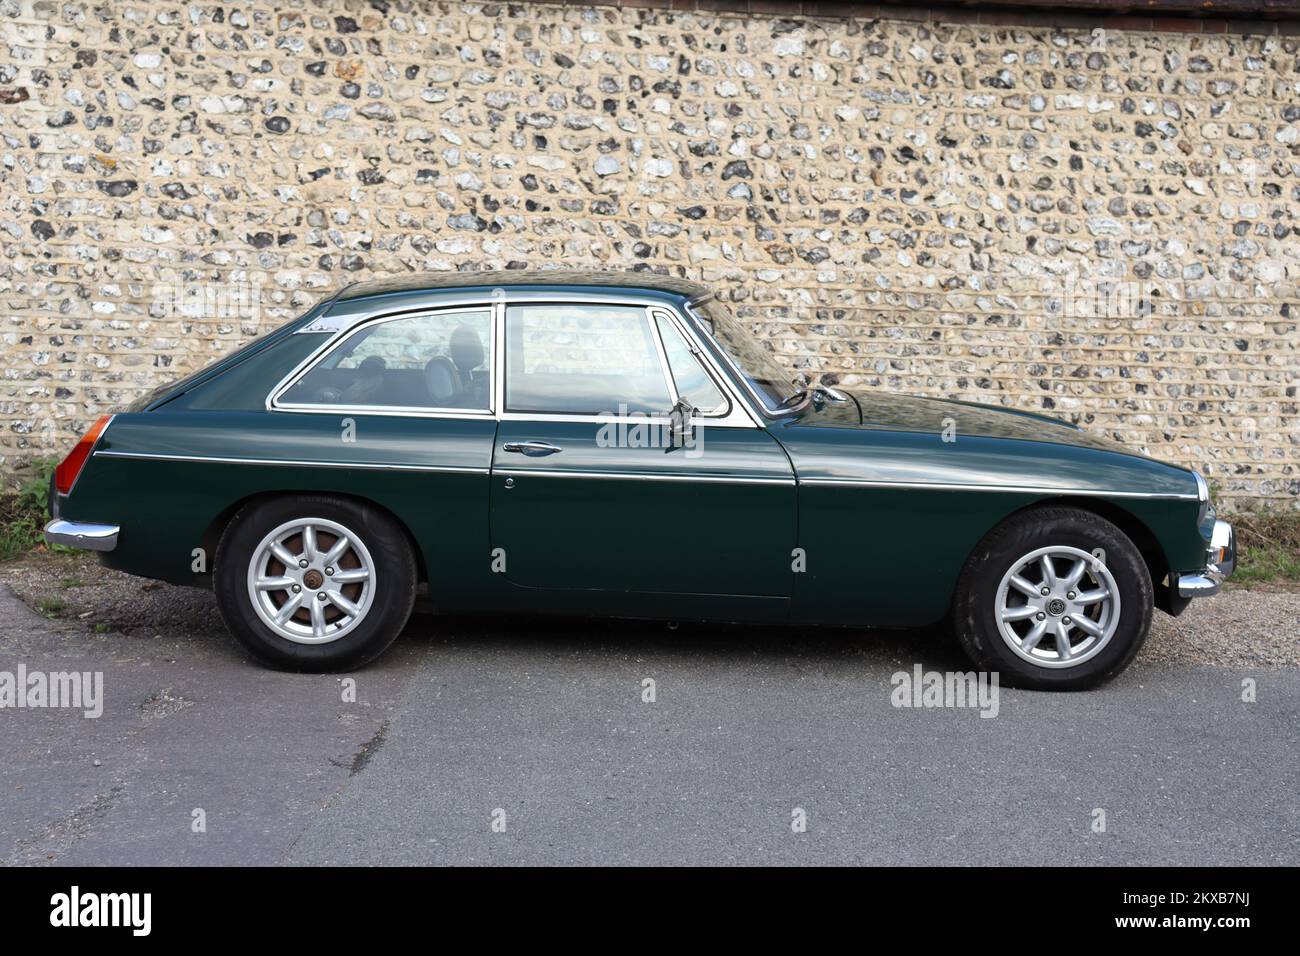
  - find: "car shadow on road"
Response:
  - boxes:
[2,557,971,675]
[402,606,973,673]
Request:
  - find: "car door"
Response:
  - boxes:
[269,305,501,607]
[489,300,796,609]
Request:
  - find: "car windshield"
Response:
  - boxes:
[690,298,801,413]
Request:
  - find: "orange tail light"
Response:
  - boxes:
[54,415,113,495]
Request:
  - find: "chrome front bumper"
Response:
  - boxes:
[44,519,119,552]
[1176,519,1235,599]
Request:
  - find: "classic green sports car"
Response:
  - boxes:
[45,271,1235,689]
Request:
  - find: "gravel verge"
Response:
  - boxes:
[2,551,1297,669]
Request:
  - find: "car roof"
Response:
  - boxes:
[335,270,710,303]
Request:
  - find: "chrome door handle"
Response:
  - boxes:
[502,440,563,456]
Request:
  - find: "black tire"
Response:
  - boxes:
[214,495,416,671]
[951,506,1153,691]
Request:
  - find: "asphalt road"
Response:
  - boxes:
[1,584,1295,866]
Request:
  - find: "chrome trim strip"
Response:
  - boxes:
[646,306,679,408]
[92,454,1197,497]
[798,476,1199,500]
[93,450,487,475]
[96,452,785,486]
[44,519,119,552]
[273,406,496,422]
[495,468,794,485]
[289,290,693,341]
[496,411,755,429]
[492,295,506,421]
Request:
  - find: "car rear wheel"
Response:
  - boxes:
[215,495,416,671]
[951,507,1153,690]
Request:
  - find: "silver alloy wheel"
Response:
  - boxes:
[994,545,1121,669]
[245,517,376,645]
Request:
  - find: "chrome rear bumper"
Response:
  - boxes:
[44,519,119,552]
[1175,519,1235,599]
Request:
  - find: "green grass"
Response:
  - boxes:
[0,501,43,562]
[36,596,66,617]
[0,459,65,562]
[0,510,41,562]
[1230,510,1300,586]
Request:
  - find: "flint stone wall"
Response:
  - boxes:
[1,1,1297,507]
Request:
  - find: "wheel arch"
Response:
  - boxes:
[994,495,1171,594]
[201,490,428,585]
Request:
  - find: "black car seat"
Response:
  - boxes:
[424,356,461,405]
[449,325,487,406]
[338,355,387,405]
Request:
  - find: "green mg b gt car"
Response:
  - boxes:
[46,271,1235,689]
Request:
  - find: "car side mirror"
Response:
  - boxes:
[668,397,696,448]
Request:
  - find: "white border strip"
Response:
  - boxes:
[800,476,1196,500]
[93,450,487,475]
[495,468,794,485]
[91,452,1196,499]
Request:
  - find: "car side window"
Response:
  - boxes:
[653,313,728,416]
[505,304,673,415]
[280,310,492,410]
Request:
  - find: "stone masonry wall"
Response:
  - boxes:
[1,1,1297,507]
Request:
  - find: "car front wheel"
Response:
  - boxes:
[951,506,1154,690]
[214,495,417,671]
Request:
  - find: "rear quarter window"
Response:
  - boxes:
[278,309,493,412]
